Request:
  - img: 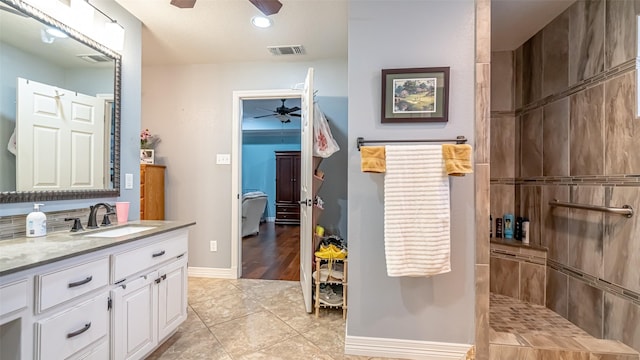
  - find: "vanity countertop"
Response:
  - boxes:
[0,220,195,276]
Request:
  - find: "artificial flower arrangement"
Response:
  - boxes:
[140,128,161,149]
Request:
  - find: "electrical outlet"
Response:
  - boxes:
[209,241,217,252]
[216,154,231,165]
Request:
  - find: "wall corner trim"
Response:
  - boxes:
[188,266,237,279]
[344,335,472,360]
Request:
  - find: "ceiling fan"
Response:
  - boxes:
[254,99,301,123]
[170,0,282,15]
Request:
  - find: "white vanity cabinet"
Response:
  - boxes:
[0,223,192,360]
[111,229,188,360]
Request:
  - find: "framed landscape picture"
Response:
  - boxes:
[381,67,450,123]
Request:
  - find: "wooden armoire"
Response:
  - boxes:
[274,151,300,225]
[140,164,166,220]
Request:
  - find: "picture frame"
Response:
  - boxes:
[140,149,155,164]
[381,67,450,123]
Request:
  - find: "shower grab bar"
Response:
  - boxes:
[549,199,634,218]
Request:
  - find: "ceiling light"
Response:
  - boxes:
[251,16,272,28]
[45,27,68,38]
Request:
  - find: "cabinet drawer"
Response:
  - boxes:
[36,257,109,313]
[72,339,109,360]
[36,293,109,360]
[112,232,188,282]
[275,205,299,215]
[0,279,28,317]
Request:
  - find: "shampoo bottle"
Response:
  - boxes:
[522,218,530,245]
[503,213,514,239]
[26,203,46,237]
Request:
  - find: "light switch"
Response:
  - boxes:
[125,173,134,189]
[216,154,231,165]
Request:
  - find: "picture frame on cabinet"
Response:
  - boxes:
[140,149,155,164]
[381,67,450,123]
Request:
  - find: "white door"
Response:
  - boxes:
[299,68,314,313]
[111,271,158,360]
[157,256,187,340]
[16,78,105,191]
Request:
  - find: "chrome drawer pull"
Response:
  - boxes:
[68,276,93,288]
[152,250,166,258]
[66,322,91,338]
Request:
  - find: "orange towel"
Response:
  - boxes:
[360,146,386,173]
[442,144,473,176]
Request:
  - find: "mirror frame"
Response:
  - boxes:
[0,0,122,203]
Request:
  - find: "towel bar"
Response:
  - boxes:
[549,199,634,218]
[356,136,467,150]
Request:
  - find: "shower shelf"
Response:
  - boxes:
[549,199,634,218]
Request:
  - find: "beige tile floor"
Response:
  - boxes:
[147,277,404,360]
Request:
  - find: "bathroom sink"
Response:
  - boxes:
[85,225,157,238]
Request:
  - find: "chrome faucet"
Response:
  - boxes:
[87,203,115,229]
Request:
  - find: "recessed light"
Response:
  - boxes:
[45,27,68,38]
[251,16,272,28]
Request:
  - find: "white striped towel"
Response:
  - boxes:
[384,144,451,277]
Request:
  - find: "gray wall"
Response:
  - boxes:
[0,0,142,217]
[142,60,347,269]
[346,0,475,343]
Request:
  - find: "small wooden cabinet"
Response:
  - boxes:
[140,164,166,220]
[275,151,301,225]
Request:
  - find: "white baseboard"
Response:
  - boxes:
[344,335,472,360]
[188,266,237,279]
[265,217,275,222]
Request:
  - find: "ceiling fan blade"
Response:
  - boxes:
[288,113,301,117]
[253,114,276,118]
[248,0,282,16]
[287,106,301,112]
[170,0,196,8]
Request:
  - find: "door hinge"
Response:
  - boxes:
[107,297,112,311]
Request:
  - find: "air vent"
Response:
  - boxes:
[267,45,305,56]
[77,54,112,63]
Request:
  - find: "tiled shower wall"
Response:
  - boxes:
[490,0,640,352]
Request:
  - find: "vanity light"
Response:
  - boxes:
[105,20,125,51]
[251,16,272,28]
[45,27,68,38]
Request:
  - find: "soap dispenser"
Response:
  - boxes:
[26,203,46,237]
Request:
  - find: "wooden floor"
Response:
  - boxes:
[242,222,300,281]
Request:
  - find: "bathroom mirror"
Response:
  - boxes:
[0,0,122,203]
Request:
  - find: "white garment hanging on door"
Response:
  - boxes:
[7,127,16,155]
[312,103,339,158]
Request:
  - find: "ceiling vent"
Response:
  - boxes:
[267,45,305,56]
[77,54,112,63]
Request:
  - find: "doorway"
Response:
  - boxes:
[240,98,302,281]
[231,68,315,314]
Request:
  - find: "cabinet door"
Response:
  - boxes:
[111,271,158,360]
[157,256,187,340]
[292,154,301,203]
[275,155,293,203]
